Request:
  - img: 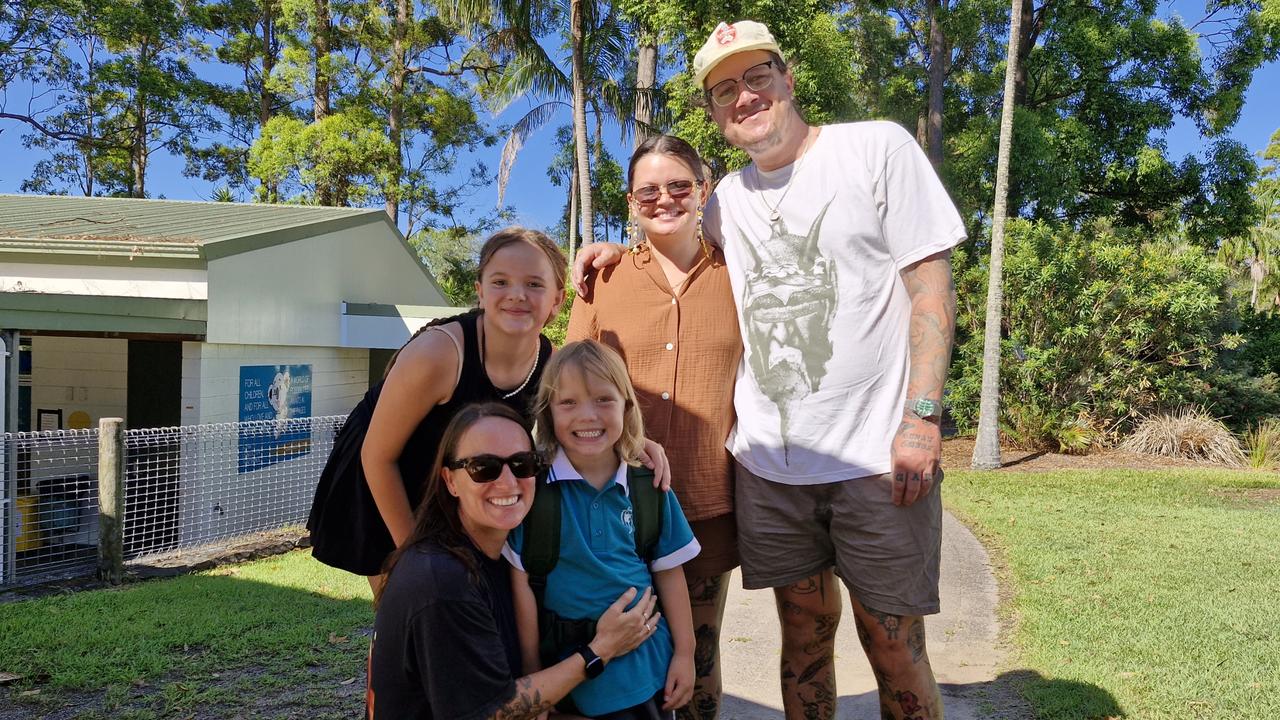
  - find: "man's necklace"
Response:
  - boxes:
[755,129,816,223]
[480,324,540,400]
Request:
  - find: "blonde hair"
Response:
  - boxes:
[533,340,646,466]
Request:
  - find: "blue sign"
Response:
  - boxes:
[238,364,313,473]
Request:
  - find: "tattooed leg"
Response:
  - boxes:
[849,595,943,720]
[775,569,841,720]
[677,572,732,720]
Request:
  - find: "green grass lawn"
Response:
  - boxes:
[945,467,1280,720]
[0,551,373,718]
[2,468,1277,719]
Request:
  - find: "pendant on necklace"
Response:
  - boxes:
[770,210,781,222]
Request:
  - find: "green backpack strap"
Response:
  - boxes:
[522,475,561,585]
[626,464,664,562]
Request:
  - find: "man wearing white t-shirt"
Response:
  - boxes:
[575,20,963,720]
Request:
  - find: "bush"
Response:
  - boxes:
[1243,418,1280,469]
[1236,310,1280,375]
[950,219,1260,449]
[1119,407,1246,465]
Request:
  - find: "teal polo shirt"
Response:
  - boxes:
[504,449,700,716]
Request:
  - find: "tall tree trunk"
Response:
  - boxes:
[313,0,333,204]
[1013,0,1034,108]
[130,46,148,198]
[634,34,656,148]
[385,0,408,222]
[261,0,279,201]
[972,0,1024,470]
[926,0,947,169]
[570,0,595,245]
[568,169,579,266]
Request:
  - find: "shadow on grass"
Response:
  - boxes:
[0,570,373,720]
[721,668,1124,719]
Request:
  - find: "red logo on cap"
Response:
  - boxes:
[715,23,737,45]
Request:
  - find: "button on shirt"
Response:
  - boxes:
[504,450,700,716]
[567,244,743,520]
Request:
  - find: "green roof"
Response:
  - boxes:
[0,194,389,262]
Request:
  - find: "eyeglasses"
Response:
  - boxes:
[631,180,696,204]
[445,451,546,482]
[706,61,776,108]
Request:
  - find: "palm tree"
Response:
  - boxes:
[971,0,1024,470]
[1219,185,1280,312]
[476,0,637,260]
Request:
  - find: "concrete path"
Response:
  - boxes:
[717,511,1008,719]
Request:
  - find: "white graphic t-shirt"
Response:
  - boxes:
[705,121,966,484]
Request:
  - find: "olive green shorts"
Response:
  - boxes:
[734,462,943,617]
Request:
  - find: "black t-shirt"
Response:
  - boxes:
[367,540,522,720]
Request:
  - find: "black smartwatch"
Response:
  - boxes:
[576,645,606,679]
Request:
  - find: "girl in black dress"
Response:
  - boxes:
[308,228,566,589]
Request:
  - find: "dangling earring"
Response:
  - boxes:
[626,215,638,247]
[696,206,712,263]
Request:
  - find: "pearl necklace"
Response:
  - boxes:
[481,323,540,400]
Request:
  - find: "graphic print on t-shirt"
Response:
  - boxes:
[739,200,837,464]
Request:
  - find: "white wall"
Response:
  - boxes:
[205,224,446,347]
[176,343,366,545]
[188,343,368,424]
[29,336,128,430]
[1,262,207,299]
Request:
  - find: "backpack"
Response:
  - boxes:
[522,464,664,667]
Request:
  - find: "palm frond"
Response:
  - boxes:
[496,101,563,206]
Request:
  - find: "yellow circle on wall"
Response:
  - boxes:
[67,411,92,430]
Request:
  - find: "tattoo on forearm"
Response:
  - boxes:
[903,256,956,403]
[491,677,552,720]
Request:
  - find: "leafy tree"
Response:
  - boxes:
[13,0,220,197]
[994,0,1276,241]
[1221,128,1280,313]
[952,219,1250,449]
[188,0,292,199]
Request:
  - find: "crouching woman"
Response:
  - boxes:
[367,402,659,719]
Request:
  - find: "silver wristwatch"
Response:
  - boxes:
[905,397,941,422]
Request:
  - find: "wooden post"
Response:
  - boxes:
[97,417,125,584]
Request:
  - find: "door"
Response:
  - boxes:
[125,340,183,555]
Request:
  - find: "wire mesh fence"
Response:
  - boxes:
[1,429,101,587]
[1,415,346,589]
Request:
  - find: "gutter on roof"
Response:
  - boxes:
[0,292,207,335]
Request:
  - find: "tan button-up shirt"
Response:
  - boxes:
[567,244,743,521]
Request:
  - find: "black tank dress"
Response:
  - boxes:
[307,311,553,576]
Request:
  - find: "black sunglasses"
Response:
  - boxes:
[631,180,696,204]
[445,451,546,483]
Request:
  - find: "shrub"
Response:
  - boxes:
[1242,418,1280,469]
[1119,407,1246,465]
[949,219,1262,449]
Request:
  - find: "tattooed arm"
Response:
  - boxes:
[891,250,956,506]
[487,587,660,720]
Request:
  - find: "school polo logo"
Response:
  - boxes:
[621,507,635,533]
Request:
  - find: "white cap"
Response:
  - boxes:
[692,20,783,87]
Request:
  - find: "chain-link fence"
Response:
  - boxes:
[2,415,346,589]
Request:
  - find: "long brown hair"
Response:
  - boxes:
[378,402,534,603]
[382,227,568,377]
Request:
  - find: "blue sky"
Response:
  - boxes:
[1,2,1276,237]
